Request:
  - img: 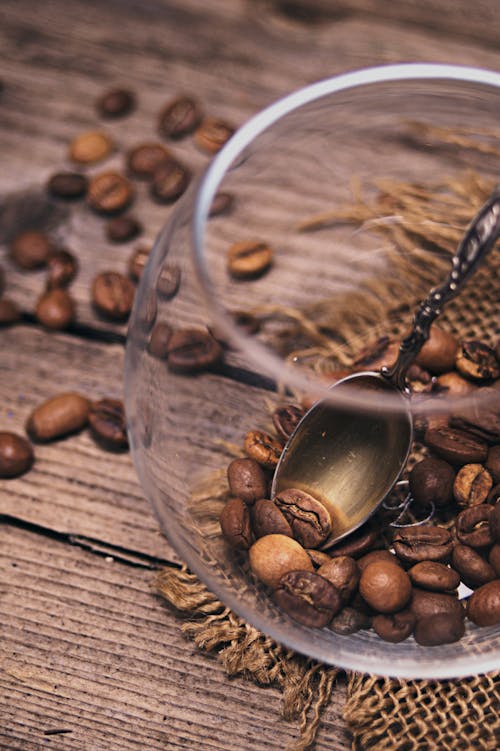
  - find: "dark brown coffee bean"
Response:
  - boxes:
[414,612,465,646]
[415,326,458,374]
[372,610,416,643]
[453,463,493,507]
[194,116,235,154]
[244,430,282,469]
[106,215,142,243]
[456,340,500,381]
[209,191,234,217]
[69,131,114,164]
[408,561,460,592]
[490,504,500,543]
[272,404,305,441]
[26,392,90,442]
[317,556,359,603]
[275,488,332,548]
[489,544,500,575]
[0,298,21,327]
[357,550,402,571]
[128,245,151,282]
[150,158,190,203]
[227,240,273,280]
[92,271,135,321]
[330,606,371,635]
[452,543,496,589]
[96,88,135,118]
[46,250,78,289]
[436,371,475,397]
[147,322,173,359]
[306,549,332,569]
[227,457,267,505]
[359,561,412,613]
[424,426,488,466]
[488,483,500,505]
[158,95,202,139]
[47,171,88,200]
[0,265,4,296]
[353,336,399,371]
[456,504,493,548]
[409,588,464,621]
[393,525,453,565]
[36,288,75,330]
[232,310,260,336]
[466,580,500,626]
[486,446,500,484]
[89,398,128,450]
[325,522,380,558]
[0,432,34,478]
[249,534,313,589]
[157,263,181,299]
[10,230,53,270]
[450,387,500,444]
[88,172,134,214]
[251,499,292,538]
[274,570,342,628]
[166,327,222,374]
[409,457,455,509]
[219,497,253,550]
[127,143,171,179]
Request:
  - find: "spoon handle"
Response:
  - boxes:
[383,187,500,392]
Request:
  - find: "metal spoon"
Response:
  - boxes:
[272,187,500,548]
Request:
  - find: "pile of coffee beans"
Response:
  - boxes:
[219,325,500,644]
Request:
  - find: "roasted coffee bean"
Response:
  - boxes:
[96,88,135,118]
[166,327,222,374]
[89,398,128,450]
[414,612,465,646]
[248,533,313,589]
[436,371,475,397]
[127,143,171,179]
[227,240,273,280]
[26,392,90,442]
[393,525,453,565]
[0,264,4,296]
[489,545,500,576]
[157,263,181,299]
[227,457,268,505]
[272,404,305,440]
[424,426,488,466]
[407,364,434,394]
[306,549,332,569]
[409,588,464,621]
[231,310,260,336]
[486,446,500,484]
[209,191,234,217]
[456,340,500,381]
[274,569,342,628]
[0,432,34,478]
[92,271,135,321]
[317,556,359,603]
[408,561,460,592]
[194,116,235,154]
[147,322,173,359]
[357,549,402,571]
[219,497,253,550]
[359,560,412,613]
[88,172,134,214]
[36,288,75,330]
[488,483,500,505]
[415,326,458,374]
[150,158,190,203]
[490,504,500,543]
[450,387,500,444]
[466,580,500,626]
[275,488,332,548]
[46,249,78,289]
[456,504,493,548]
[353,336,399,370]
[47,171,88,200]
[158,95,202,139]
[453,463,493,507]
[128,245,151,282]
[0,298,21,327]
[244,430,282,470]
[69,130,114,164]
[409,457,455,509]
[326,522,380,558]
[251,499,293,538]
[106,215,142,243]
[10,230,53,270]
[329,606,372,635]
[372,610,415,643]
[451,544,496,589]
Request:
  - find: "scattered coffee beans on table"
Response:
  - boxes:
[96,88,136,119]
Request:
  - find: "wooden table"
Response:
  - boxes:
[1,2,498,748]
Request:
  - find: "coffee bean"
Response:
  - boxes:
[393,525,453,565]
[46,249,78,289]
[451,543,496,589]
[317,555,359,603]
[10,230,53,270]
[227,240,273,280]
[209,191,234,217]
[486,446,500,484]
[436,371,475,397]
[357,550,402,571]
[248,533,313,589]
[274,569,342,628]
[408,561,460,592]
[456,340,500,381]
[106,215,142,243]
[407,364,434,394]
[26,392,90,442]
[92,271,135,321]
[158,95,202,139]
[0,432,34,478]
[272,404,305,440]
[330,606,372,635]
[244,430,282,470]
[325,521,380,558]
[490,504,500,543]
[166,328,222,374]
[88,172,134,214]
[150,157,190,203]
[489,545,500,576]
[251,499,293,538]
[453,463,493,507]
[157,263,181,299]
[47,171,88,200]
[194,116,235,154]
[147,322,173,359]
[414,612,465,646]
[488,483,500,505]
[424,426,488,466]
[219,497,253,550]
[275,488,332,548]
[127,143,171,179]
[306,549,332,569]
[69,131,114,164]
[231,310,260,336]
[409,588,464,621]
[89,398,128,451]
[359,560,412,613]
[353,336,399,371]
[36,288,75,330]
[0,265,4,296]
[456,504,493,548]
[466,580,500,626]
[409,457,455,509]
[372,610,416,643]
[227,457,268,504]
[128,245,151,282]
[96,88,135,118]
[415,326,458,374]
[0,298,21,327]
[450,386,500,444]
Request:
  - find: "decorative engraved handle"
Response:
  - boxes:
[382,187,500,392]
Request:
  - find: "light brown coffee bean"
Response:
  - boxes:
[414,612,465,646]
[409,457,455,509]
[96,88,135,118]
[69,130,114,164]
[194,116,235,153]
[456,340,500,381]
[0,299,21,327]
[227,457,268,504]
[46,249,78,289]
[251,499,293,538]
[26,392,90,442]
[466,579,500,626]
[359,561,412,613]
[424,426,488,466]
[36,288,75,330]
[127,143,171,179]
[158,95,202,139]
[452,543,496,589]
[92,271,135,321]
[147,322,173,359]
[393,525,453,565]
[415,326,458,374]
[453,463,493,507]
[0,432,34,478]
[456,504,493,548]
[89,398,128,451]
[372,610,415,643]
[157,263,181,299]
[219,497,253,550]
[409,588,464,621]
[272,404,305,440]
[274,569,342,628]
[88,172,134,214]
[317,556,359,603]
[166,328,222,373]
[357,550,402,571]
[275,488,332,548]
[486,446,500,484]
[248,534,313,589]
[436,372,475,397]
[227,240,273,280]
[128,245,151,282]
[244,430,282,469]
[408,561,460,592]
[10,230,53,270]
